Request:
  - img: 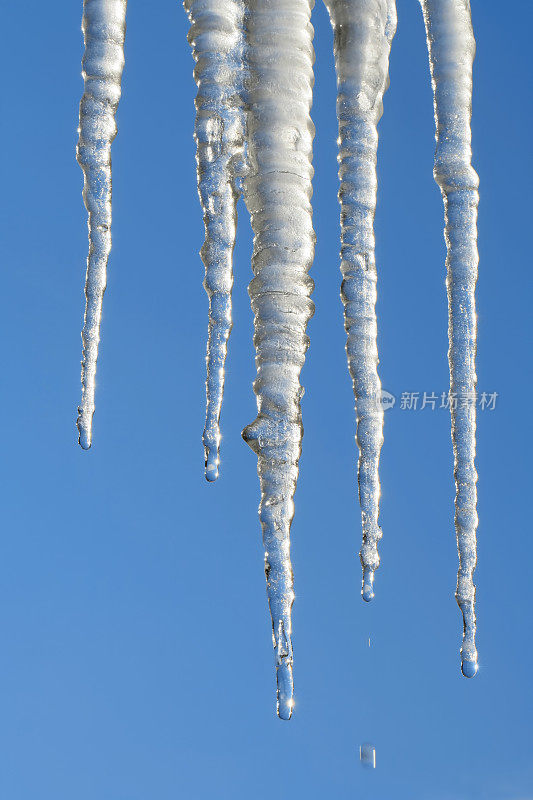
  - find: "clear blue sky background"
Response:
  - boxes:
[0,1,531,798]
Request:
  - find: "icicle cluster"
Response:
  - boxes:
[74,0,481,719]
[325,0,397,602]
[241,0,316,720]
[185,0,246,481]
[420,0,480,678]
[185,0,315,720]
[76,0,127,449]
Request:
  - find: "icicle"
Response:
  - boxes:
[420,0,479,678]
[242,0,316,719]
[185,0,246,481]
[76,0,127,449]
[325,0,396,602]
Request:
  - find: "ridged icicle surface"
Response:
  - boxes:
[324,0,397,602]
[420,0,480,678]
[76,0,127,449]
[242,0,316,720]
[185,0,246,481]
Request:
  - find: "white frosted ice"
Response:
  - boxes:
[420,0,479,677]
[241,0,316,720]
[324,0,397,602]
[76,0,127,449]
[185,0,246,481]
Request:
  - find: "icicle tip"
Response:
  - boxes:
[276,661,294,721]
[203,427,220,481]
[77,408,93,450]
[204,448,219,482]
[461,658,478,679]
[362,566,375,603]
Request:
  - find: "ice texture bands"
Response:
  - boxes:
[185,0,246,481]
[242,0,316,719]
[76,0,127,449]
[420,0,480,677]
[325,0,397,602]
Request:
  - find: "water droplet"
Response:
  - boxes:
[362,567,375,602]
[359,742,376,769]
[461,658,478,678]
[78,427,92,451]
[205,449,219,482]
[276,660,294,721]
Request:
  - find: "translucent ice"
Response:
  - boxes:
[76,0,128,449]
[241,0,316,719]
[420,0,479,677]
[69,0,485,720]
[324,0,397,601]
[185,0,246,481]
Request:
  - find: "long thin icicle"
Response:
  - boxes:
[242,0,315,719]
[76,0,127,449]
[185,0,246,481]
[325,0,396,602]
[420,0,479,677]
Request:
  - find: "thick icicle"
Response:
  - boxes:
[242,0,315,719]
[325,0,396,602]
[185,0,246,481]
[76,0,127,449]
[420,0,479,677]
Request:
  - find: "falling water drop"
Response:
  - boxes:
[359,742,377,769]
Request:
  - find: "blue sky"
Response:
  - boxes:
[0,1,531,798]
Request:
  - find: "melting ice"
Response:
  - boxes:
[76,0,480,717]
[77,0,127,450]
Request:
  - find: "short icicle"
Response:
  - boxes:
[420,0,480,677]
[324,0,397,602]
[185,0,246,481]
[76,0,127,449]
[242,0,316,719]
